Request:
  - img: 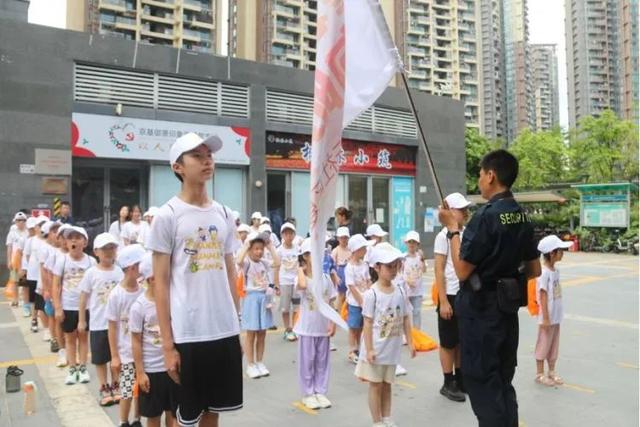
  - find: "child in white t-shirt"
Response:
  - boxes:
[295,238,336,410]
[277,222,301,342]
[345,234,372,364]
[52,226,96,385]
[236,232,281,379]
[107,244,145,427]
[331,227,351,312]
[121,205,147,246]
[402,231,427,330]
[130,253,178,427]
[355,243,415,427]
[79,233,124,406]
[47,223,70,364]
[535,235,571,387]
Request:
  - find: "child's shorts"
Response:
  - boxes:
[139,371,179,418]
[120,362,136,400]
[241,291,274,331]
[347,304,363,329]
[355,360,395,384]
[24,280,37,303]
[62,310,90,334]
[279,285,300,313]
[90,329,111,365]
[336,265,347,294]
[535,324,560,361]
[34,292,45,312]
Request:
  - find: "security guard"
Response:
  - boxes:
[438,149,541,427]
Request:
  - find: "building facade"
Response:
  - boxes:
[531,44,560,131]
[619,0,639,122]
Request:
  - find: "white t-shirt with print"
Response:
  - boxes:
[53,253,97,311]
[129,293,165,373]
[241,258,271,292]
[277,244,299,286]
[294,273,337,337]
[38,243,56,294]
[24,236,43,281]
[402,252,425,297]
[7,228,27,258]
[79,266,124,331]
[345,261,371,307]
[358,283,409,365]
[106,284,144,364]
[536,266,563,325]
[433,228,464,295]
[146,197,240,344]
[122,221,147,245]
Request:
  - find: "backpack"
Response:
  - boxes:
[527,278,539,316]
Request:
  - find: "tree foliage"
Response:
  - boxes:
[464,128,498,193]
[510,127,567,191]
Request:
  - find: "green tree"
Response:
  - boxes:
[568,110,639,183]
[509,127,568,190]
[465,128,498,193]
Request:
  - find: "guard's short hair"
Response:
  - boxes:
[479,149,519,188]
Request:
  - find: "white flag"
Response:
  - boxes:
[309,0,401,330]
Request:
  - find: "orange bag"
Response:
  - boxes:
[292,310,299,327]
[340,301,348,321]
[4,279,16,299]
[236,271,246,298]
[11,251,22,272]
[431,280,438,306]
[411,327,438,352]
[527,278,539,316]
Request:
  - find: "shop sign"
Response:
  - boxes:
[35,149,72,175]
[71,113,251,165]
[265,131,416,176]
[31,209,51,218]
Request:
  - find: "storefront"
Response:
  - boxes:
[71,113,250,242]
[265,131,417,249]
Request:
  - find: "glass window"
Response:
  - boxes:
[149,164,212,207]
[214,168,245,221]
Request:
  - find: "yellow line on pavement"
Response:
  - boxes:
[0,354,57,369]
[519,421,527,427]
[292,401,318,415]
[562,383,595,394]
[617,362,639,370]
[396,380,417,389]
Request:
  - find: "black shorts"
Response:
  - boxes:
[90,330,111,365]
[34,293,45,312]
[62,310,90,334]
[25,280,37,303]
[139,371,179,418]
[437,294,460,349]
[175,335,243,426]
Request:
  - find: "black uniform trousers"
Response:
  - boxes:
[456,286,519,427]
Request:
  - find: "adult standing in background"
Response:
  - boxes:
[121,205,145,246]
[108,206,130,246]
[55,201,74,224]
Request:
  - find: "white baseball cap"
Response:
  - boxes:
[94,232,119,249]
[117,244,146,269]
[139,253,154,280]
[445,192,472,209]
[169,132,223,166]
[13,212,27,222]
[260,217,271,225]
[537,235,572,254]
[35,215,49,226]
[299,238,311,255]
[404,230,421,243]
[26,217,38,229]
[258,224,272,233]
[57,223,73,236]
[246,231,266,244]
[232,211,240,221]
[336,226,350,238]
[237,223,252,233]
[348,234,373,252]
[251,211,262,220]
[280,222,296,233]
[366,224,388,237]
[42,221,62,236]
[368,242,405,265]
[63,225,88,240]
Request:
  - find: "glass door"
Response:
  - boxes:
[267,173,289,237]
[109,167,142,227]
[72,166,107,246]
[371,177,390,234]
[348,175,368,235]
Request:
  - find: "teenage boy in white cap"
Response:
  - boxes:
[534,235,571,387]
[277,222,301,341]
[146,132,242,427]
[52,226,96,386]
[108,244,146,427]
[433,192,471,402]
[355,243,415,427]
[79,232,124,406]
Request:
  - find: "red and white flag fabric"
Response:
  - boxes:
[309,0,401,329]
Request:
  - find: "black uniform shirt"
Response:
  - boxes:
[460,191,538,284]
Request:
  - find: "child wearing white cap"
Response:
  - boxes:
[402,231,427,330]
[277,222,301,342]
[78,233,124,406]
[122,205,147,247]
[6,212,28,308]
[534,235,571,387]
[250,211,263,233]
[130,253,179,427]
[345,234,373,364]
[52,226,97,386]
[19,218,40,331]
[355,243,416,427]
[45,222,70,362]
[107,244,146,427]
[331,227,351,312]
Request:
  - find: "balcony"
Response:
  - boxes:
[408,46,426,56]
[114,16,137,28]
[273,31,297,44]
[100,0,126,12]
[141,0,175,10]
[141,26,175,40]
[274,4,297,17]
[416,16,430,25]
[410,70,428,79]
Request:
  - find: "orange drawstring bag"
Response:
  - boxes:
[340,301,348,321]
[236,271,246,299]
[411,327,438,352]
[527,278,539,316]
[431,281,438,306]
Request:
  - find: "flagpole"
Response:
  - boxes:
[399,71,445,204]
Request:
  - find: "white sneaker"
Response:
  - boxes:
[256,362,270,377]
[56,349,68,368]
[64,366,78,385]
[330,341,337,352]
[302,395,321,410]
[77,364,90,383]
[395,365,408,376]
[42,330,51,342]
[246,364,261,379]
[383,418,398,427]
[315,393,332,408]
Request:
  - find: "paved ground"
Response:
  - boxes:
[0,251,638,427]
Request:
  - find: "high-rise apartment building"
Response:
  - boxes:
[531,44,559,131]
[66,0,220,53]
[619,0,639,122]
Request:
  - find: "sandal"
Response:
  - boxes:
[535,373,554,386]
[548,371,564,385]
[98,384,114,407]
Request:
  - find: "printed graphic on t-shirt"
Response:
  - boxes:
[96,281,119,305]
[377,304,403,339]
[403,263,422,286]
[281,255,298,273]
[120,314,131,336]
[552,279,562,299]
[249,269,269,288]
[65,266,89,290]
[304,285,331,312]
[354,274,370,294]
[146,322,162,347]
[183,225,224,273]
